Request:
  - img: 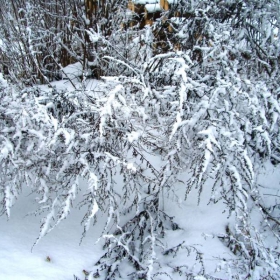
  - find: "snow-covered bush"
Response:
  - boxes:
[1,46,280,279]
[1,0,280,279]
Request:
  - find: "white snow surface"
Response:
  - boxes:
[61,62,83,80]
[167,0,178,4]
[0,192,103,280]
[0,73,8,87]
[133,0,159,4]
[145,3,162,13]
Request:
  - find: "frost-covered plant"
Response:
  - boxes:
[1,0,280,279]
[144,1,280,277]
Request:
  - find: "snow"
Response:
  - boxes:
[61,62,83,80]
[127,131,141,142]
[0,187,103,280]
[133,0,159,4]
[126,162,137,172]
[0,73,8,87]
[145,3,162,13]
[86,28,100,43]
[169,17,186,24]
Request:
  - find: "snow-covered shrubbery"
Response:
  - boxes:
[1,0,280,279]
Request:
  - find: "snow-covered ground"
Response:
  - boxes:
[0,189,102,280]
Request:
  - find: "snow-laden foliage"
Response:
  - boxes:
[0,74,169,278]
[1,0,280,279]
[1,50,280,279]
[156,53,280,278]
